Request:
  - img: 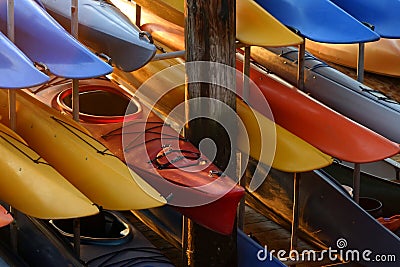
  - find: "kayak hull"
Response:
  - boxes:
[250,46,400,144]
[0,207,174,266]
[129,0,303,46]
[245,162,400,267]
[254,0,379,43]
[41,0,156,72]
[0,90,166,211]
[0,31,49,89]
[0,0,112,79]
[306,38,400,77]
[0,123,99,219]
[133,206,286,267]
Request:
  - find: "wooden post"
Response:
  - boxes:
[184,0,237,266]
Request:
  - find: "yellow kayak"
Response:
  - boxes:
[306,38,400,77]
[0,123,98,219]
[111,42,333,173]
[112,0,303,46]
[0,90,166,211]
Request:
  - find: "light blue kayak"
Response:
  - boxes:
[0,31,48,89]
[254,0,379,43]
[39,0,156,72]
[331,0,400,38]
[0,0,112,79]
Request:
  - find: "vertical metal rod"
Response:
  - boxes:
[238,46,249,230]
[290,173,300,251]
[72,79,80,121]
[243,46,251,103]
[71,1,81,257]
[71,0,80,121]
[353,163,361,204]
[73,218,80,257]
[297,40,305,91]
[136,4,142,27]
[7,0,18,254]
[237,152,245,230]
[357,43,365,83]
[7,0,16,131]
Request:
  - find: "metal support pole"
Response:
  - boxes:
[357,43,365,83]
[73,218,80,257]
[297,41,305,91]
[237,152,245,230]
[7,0,18,254]
[290,173,300,251]
[71,1,81,257]
[243,46,251,103]
[151,50,186,61]
[72,79,80,121]
[353,163,361,204]
[136,4,141,27]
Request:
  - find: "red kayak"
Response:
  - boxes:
[28,77,245,235]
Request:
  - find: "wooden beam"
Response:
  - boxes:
[183,0,238,266]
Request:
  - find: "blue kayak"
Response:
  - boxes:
[135,206,286,267]
[0,0,112,79]
[0,31,48,89]
[39,0,156,72]
[331,0,400,38]
[254,0,379,43]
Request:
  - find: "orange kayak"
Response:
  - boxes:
[306,38,400,77]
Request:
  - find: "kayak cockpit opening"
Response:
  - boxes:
[56,85,142,123]
[49,211,132,245]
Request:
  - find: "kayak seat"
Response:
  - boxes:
[55,85,142,123]
[50,211,132,246]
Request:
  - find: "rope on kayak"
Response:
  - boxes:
[84,246,173,267]
[51,116,118,157]
[0,130,51,166]
[150,147,202,170]
[31,76,68,94]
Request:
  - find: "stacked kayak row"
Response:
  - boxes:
[2,0,400,266]
[0,0,173,265]
[85,6,399,264]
